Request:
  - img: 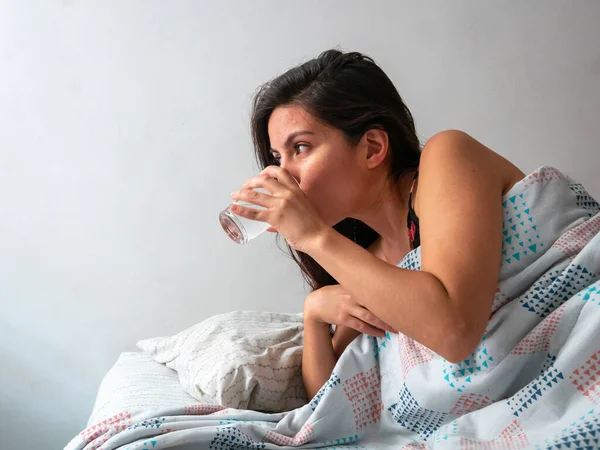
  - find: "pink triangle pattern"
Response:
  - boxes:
[264,423,314,446]
[551,214,600,261]
[342,367,383,430]
[450,393,494,415]
[523,166,566,188]
[511,303,566,355]
[80,410,132,449]
[460,420,529,449]
[397,332,435,378]
[210,407,237,416]
[490,288,512,317]
[185,404,226,415]
[569,350,600,404]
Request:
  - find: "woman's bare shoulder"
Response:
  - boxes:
[419,130,525,199]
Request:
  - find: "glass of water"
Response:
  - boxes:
[219,188,272,244]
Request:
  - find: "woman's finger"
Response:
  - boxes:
[386,323,400,334]
[346,317,386,338]
[260,165,301,191]
[231,188,277,208]
[242,175,282,195]
[229,204,269,222]
[353,306,399,334]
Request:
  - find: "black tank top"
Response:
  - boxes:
[407,172,420,250]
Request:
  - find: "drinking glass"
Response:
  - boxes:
[219,188,272,244]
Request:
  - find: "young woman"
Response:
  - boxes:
[229,49,526,400]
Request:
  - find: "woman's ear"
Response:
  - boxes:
[362,129,389,169]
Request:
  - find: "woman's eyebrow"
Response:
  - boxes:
[269,130,316,153]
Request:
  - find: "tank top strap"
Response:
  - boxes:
[407,171,420,250]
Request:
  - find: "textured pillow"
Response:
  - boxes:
[136,310,307,412]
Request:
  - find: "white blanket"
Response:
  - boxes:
[65,166,600,449]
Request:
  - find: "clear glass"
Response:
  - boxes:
[219,187,272,244]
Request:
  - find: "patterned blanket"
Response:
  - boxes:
[65,166,600,449]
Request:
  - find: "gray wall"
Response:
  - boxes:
[1,1,598,448]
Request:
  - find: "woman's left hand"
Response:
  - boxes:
[230,166,328,252]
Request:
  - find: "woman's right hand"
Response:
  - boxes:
[303,284,399,338]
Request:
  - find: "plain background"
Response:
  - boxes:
[1,1,599,448]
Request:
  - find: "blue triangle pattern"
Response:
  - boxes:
[502,194,541,266]
[442,338,493,392]
[388,383,447,440]
[569,183,600,218]
[507,365,564,418]
[540,409,600,449]
[519,264,597,318]
[209,425,267,449]
[310,373,341,411]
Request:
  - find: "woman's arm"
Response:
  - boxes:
[302,324,361,400]
[303,130,507,363]
[301,284,395,399]
[302,310,337,401]
[332,325,362,359]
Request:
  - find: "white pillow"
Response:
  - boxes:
[136,310,307,412]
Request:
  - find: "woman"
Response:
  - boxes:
[229,49,526,400]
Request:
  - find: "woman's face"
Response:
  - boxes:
[267,105,385,226]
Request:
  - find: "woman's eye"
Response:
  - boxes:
[271,144,308,164]
[295,143,309,153]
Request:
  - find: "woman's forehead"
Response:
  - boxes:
[268,106,331,145]
[269,105,317,129]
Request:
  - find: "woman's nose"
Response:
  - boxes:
[278,159,300,186]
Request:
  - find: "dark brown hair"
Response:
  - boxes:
[250,49,421,291]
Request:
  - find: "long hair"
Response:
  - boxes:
[250,49,421,291]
